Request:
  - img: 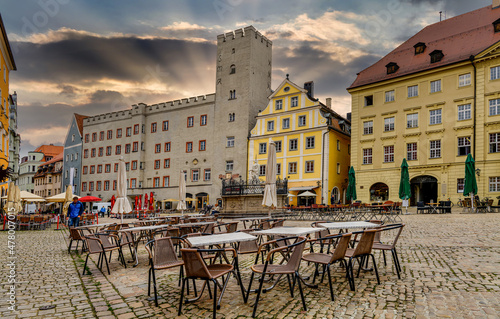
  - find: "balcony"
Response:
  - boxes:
[221,177,288,196]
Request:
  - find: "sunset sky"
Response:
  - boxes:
[0,0,490,156]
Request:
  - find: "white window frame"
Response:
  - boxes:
[226,161,234,171]
[259,165,266,176]
[305,137,315,149]
[282,118,290,129]
[384,117,395,132]
[275,99,283,110]
[491,66,500,80]
[192,170,199,182]
[383,145,394,163]
[298,115,306,127]
[429,109,442,125]
[385,90,395,102]
[267,120,274,131]
[275,141,282,152]
[490,133,500,153]
[259,143,267,154]
[489,177,500,192]
[363,148,372,164]
[458,104,471,121]
[407,85,418,98]
[289,139,298,151]
[490,99,500,116]
[305,160,314,173]
[457,136,471,156]
[430,80,441,93]
[407,113,418,128]
[459,73,471,87]
[363,121,373,135]
[407,142,417,161]
[291,96,298,107]
[226,136,235,148]
[430,140,441,158]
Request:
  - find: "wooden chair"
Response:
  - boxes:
[344,229,380,291]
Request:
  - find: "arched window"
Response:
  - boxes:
[230,64,236,74]
[229,113,235,122]
[331,187,339,204]
[229,90,236,99]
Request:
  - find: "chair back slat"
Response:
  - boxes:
[287,238,306,270]
[330,233,352,261]
[352,229,378,257]
[86,236,103,254]
[154,237,180,267]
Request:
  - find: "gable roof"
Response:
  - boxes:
[349,5,500,89]
[74,113,89,136]
[268,78,308,99]
[34,145,64,160]
[41,152,63,165]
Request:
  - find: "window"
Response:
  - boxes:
[200,115,207,126]
[386,62,399,74]
[407,143,417,160]
[116,128,122,138]
[113,180,117,190]
[98,131,104,141]
[134,124,139,134]
[106,146,111,156]
[165,142,171,152]
[82,182,87,192]
[116,145,121,155]
[227,137,234,148]
[384,117,395,132]
[259,143,267,154]
[125,144,131,153]
[430,50,444,63]
[363,148,372,164]
[288,162,297,174]
[429,109,442,125]
[92,132,97,142]
[132,161,137,170]
[162,120,169,131]
[126,127,132,137]
[385,90,395,102]
[414,42,426,55]
[458,136,470,156]
[229,113,235,122]
[384,146,394,163]
[125,162,130,171]
[430,80,441,93]
[459,73,471,87]
[97,165,102,173]
[363,121,373,135]
[153,177,159,188]
[364,95,373,106]
[199,140,206,151]
[289,139,298,151]
[337,140,340,151]
[430,140,441,158]
[90,166,95,174]
[490,99,500,116]
[457,178,464,193]
[458,104,471,121]
[276,163,281,175]
[163,176,170,187]
[96,181,102,191]
[151,122,157,133]
[267,121,274,131]
[114,163,119,172]
[291,96,298,107]
[229,90,236,99]
[187,116,194,127]
[155,144,161,153]
[103,180,109,191]
[489,177,500,192]
[98,147,103,157]
[204,169,211,181]
[226,161,233,171]
[490,133,500,153]
[89,182,94,191]
[306,136,315,149]
[282,118,290,129]
[491,66,500,80]
[132,142,138,152]
[275,100,282,110]
[154,160,160,169]
[130,179,136,189]
[259,165,266,176]
[107,130,112,139]
[83,166,88,174]
[305,160,314,173]
[298,115,306,127]
[84,149,88,158]
[84,134,89,143]
[230,64,235,74]
[164,158,170,168]
[275,141,282,152]
[186,142,193,153]
[408,85,418,97]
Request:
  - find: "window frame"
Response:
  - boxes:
[363,120,373,135]
[289,139,298,151]
[385,90,395,102]
[407,85,418,98]
[407,142,418,161]
[430,140,441,158]
[458,73,471,87]
[383,145,394,163]
[298,115,306,127]
[458,104,471,121]
[363,148,372,164]
[226,136,235,148]
[430,79,442,93]
[457,136,471,156]
[259,143,267,154]
[186,142,193,153]
[187,116,194,128]
[384,117,395,132]
[275,99,283,110]
[282,118,290,129]
[288,162,297,174]
[305,160,314,173]
[199,140,206,151]
[267,120,274,131]
[305,136,315,149]
[291,96,298,107]
[151,122,157,133]
[490,133,500,153]
[162,120,169,131]
[164,158,170,168]
[200,114,208,126]
[429,109,442,125]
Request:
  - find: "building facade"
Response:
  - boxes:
[8,92,20,182]
[81,26,272,208]
[34,153,63,198]
[62,114,88,195]
[18,145,64,193]
[347,3,500,204]
[245,78,350,209]
[0,14,16,195]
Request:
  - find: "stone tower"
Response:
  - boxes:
[213,26,272,188]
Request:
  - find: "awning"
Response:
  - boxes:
[288,186,317,192]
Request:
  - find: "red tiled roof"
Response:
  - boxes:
[41,152,63,165]
[349,5,500,89]
[74,113,88,136]
[34,145,64,162]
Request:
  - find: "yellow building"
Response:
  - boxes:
[347,4,500,205]
[248,78,351,206]
[0,14,16,196]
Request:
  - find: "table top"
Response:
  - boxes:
[118,224,169,232]
[236,217,270,221]
[178,221,216,227]
[251,226,319,236]
[318,221,380,230]
[186,232,257,247]
[76,223,115,229]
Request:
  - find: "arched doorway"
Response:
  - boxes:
[331,187,340,204]
[370,183,389,202]
[196,192,209,209]
[410,175,437,205]
[186,193,193,208]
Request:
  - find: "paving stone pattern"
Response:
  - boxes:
[1,212,499,318]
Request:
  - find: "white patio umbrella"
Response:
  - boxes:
[46,192,79,202]
[6,182,17,214]
[262,141,277,217]
[298,191,317,197]
[15,185,22,213]
[287,193,296,197]
[62,185,74,216]
[111,158,132,223]
[177,170,187,215]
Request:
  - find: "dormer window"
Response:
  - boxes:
[414,42,426,55]
[493,18,500,33]
[430,50,444,63]
[385,62,399,75]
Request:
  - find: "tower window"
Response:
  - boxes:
[229,90,236,99]
[230,64,236,74]
[229,113,235,122]
[413,42,426,55]
[493,18,500,33]
[385,62,399,74]
[232,48,235,54]
[430,50,444,63]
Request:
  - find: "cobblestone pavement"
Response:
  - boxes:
[1,212,499,318]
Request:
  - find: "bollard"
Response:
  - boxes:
[56,215,60,230]
[96,214,98,224]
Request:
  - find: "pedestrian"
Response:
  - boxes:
[107,206,111,218]
[67,196,84,228]
[100,206,106,218]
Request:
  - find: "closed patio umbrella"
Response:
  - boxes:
[162,198,179,202]
[464,154,478,212]
[399,158,411,214]
[149,192,154,210]
[62,185,74,216]
[15,185,22,213]
[6,182,16,214]
[262,141,277,217]
[177,170,187,214]
[346,166,357,202]
[110,195,116,210]
[111,158,132,223]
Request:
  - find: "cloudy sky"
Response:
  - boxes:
[0,0,491,156]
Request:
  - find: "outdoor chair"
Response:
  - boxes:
[236,229,263,263]
[18,216,31,230]
[302,233,352,301]
[145,236,188,306]
[438,201,452,214]
[416,201,429,214]
[270,219,284,228]
[96,233,127,270]
[179,247,243,318]
[344,229,381,291]
[372,224,405,279]
[309,221,331,252]
[257,220,271,230]
[68,228,86,253]
[246,236,308,318]
[214,221,238,234]
[82,235,113,275]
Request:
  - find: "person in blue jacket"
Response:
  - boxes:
[67,196,84,227]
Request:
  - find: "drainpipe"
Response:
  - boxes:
[469,55,477,158]
[321,129,328,205]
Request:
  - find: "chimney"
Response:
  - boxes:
[494,0,500,8]
[347,112,352,122]
[304,81,314,99]
[326,98,332,108]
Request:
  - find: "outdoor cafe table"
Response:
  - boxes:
[318,221,380,233]
[236,217,270,229]
[186,232,257,248]
[119,224,171,267]
[76,222,115,231]
[250,226,319,237]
